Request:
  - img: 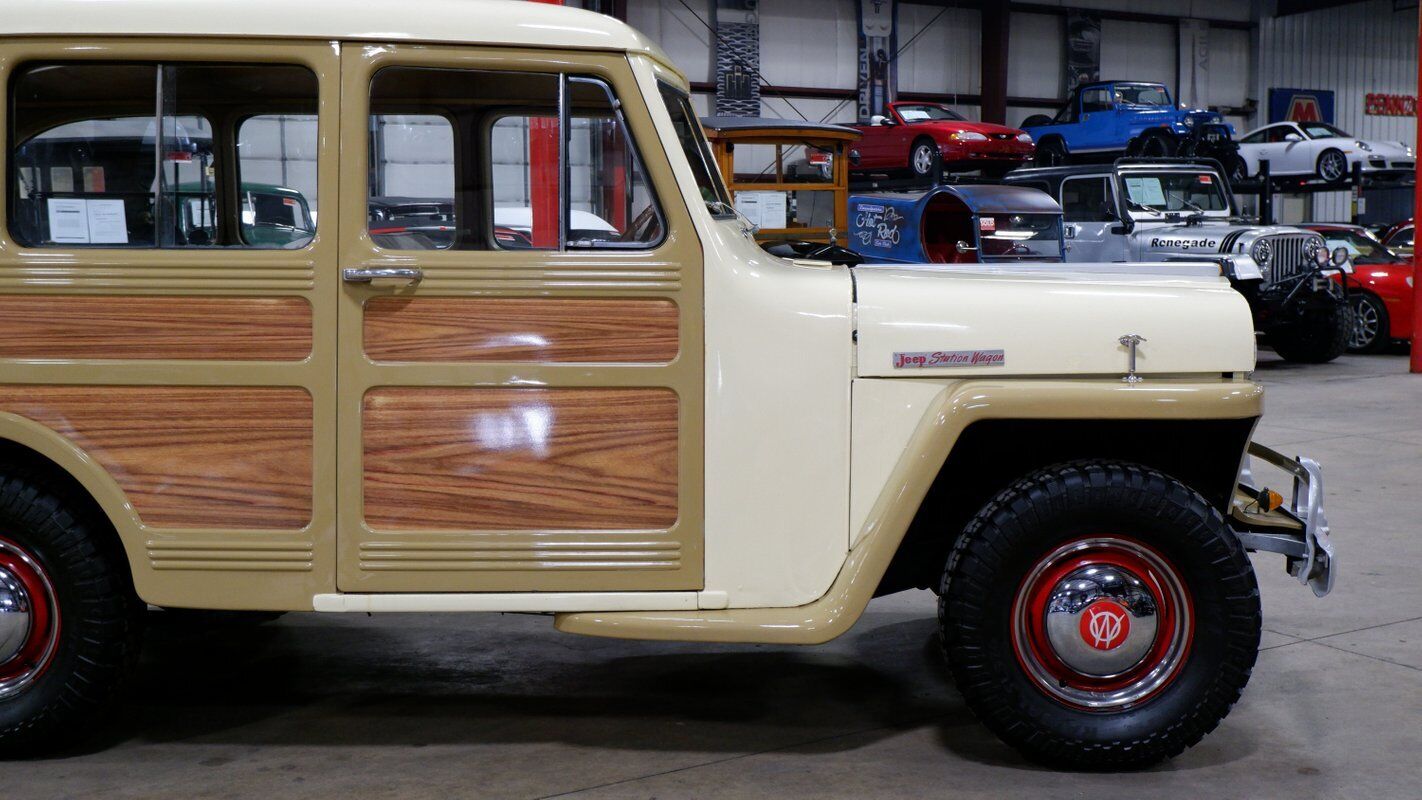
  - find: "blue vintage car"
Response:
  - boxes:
[1020,81,1239,170]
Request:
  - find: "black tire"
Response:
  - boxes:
[939,461,1261,770]
[1035,137,1067,167]
[1021,115,1053,129]
[0,469,143,751]
[908,138,938,178]
[1348,291,1391,354]
[1223,154,1250,187]
[1316,148,1347,184]
[1271,300,1351,363]
[1136,131,1178,158]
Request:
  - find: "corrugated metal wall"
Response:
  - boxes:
[1256,0,1416,222]
[628,0,1255,131]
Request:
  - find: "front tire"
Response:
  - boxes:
[1316,148,1348,183]
[1035,137,1067,167]
[1348,291,1391,353]
[0,470,142,751]
[909,138,938,179]
[939,462,1261,769]
[1136,131,1178,158]
[1271,300,1351,363]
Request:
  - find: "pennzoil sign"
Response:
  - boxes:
[1365,93,1416,117]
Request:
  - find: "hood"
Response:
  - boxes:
[915,120,1026,137]
[853,262,1256,378]
[1133,222,1317,257]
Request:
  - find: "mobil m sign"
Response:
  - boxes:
[1268,88,1334,124]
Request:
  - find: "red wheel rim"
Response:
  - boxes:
[1010,536,1193,711]
[0,536,60,699]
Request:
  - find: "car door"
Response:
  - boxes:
[336,44,704,593]
[1060,175,1127,261]
[1076,87,1115,151]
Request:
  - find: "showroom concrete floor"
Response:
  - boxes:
[3,351,1421,799]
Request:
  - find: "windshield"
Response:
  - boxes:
[896,104,965,123]
[1317,229,1398,262]
[1121,171,1229,215]
[1302,123,1349,139]
[978,213,1062,260]
[657,83,731,214]
[1115,84,1171,107]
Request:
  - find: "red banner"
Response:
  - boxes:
[1365,93,1417,116]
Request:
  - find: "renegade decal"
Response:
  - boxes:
[893,349,1005,369]
[1149,237,1219,251]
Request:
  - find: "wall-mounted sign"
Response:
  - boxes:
[1065,11,1102,94]
[857,0,897,121]
[1364,93,1416,116]
[1268,88,1335,124]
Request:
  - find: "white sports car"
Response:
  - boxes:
[1234,121,1414,183]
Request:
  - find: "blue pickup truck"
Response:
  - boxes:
[1021,81,1239,171]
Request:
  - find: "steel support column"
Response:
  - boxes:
[1413,6,1422,372]
[981,2,1010,125]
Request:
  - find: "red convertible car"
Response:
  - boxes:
[1305,223,1414,353]
[850,102,1034,178]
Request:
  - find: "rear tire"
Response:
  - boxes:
[939,461,1261,770]
[1271,300,1351,363]
[0,470,142,752]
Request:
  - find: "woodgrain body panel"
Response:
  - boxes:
[0,295,313,361]
[362,387,678,532]
[0,386,313,529]
[363,296,679,363]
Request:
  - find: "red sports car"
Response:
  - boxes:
[1305,223,1414,353]
[850,102,1035,178]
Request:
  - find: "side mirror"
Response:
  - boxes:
[869,115,888,126]
[1284,132,1304,142]
[849,149,861,166]
[1111,218,1135,235]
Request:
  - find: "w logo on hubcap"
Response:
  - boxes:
[1079,600,1130,650]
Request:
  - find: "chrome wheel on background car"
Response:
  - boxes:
[910,140,937,177]
[1317,149,1347,183]
[1011,536,1192,711]
[1348,292,1390,353]
[0,537,60,700]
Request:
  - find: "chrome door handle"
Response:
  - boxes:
[342,267,423,285]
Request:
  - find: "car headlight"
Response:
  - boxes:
[1251,239,1273,266]
[1356,141,1373,152]
[1183,116,1196,128]
[1016,132,1033,143]
[951,131,988,142]
[1303,236,1322,262]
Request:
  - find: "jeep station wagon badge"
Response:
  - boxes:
[893,349,1005,368]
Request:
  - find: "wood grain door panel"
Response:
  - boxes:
[362,387,678,531]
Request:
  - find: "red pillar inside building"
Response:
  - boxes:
[528,0,563,248]
[1413,7,1422,371]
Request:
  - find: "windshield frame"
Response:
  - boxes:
[1317,227,1400,262]
[1117,169,1232,219]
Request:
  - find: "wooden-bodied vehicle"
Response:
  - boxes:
[0,0,1333,769]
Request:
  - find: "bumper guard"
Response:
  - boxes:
[1232,442,1335,597]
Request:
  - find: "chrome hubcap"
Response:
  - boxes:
[0,538,59,700]
[1043,564,1159,677]
[1351,298,1380,349]
[1013,537,1193,711]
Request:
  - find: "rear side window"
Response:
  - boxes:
[1060,176,1116,222]
[367,67,663,251]
[9,62,318,249]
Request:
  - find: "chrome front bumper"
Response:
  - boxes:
[1232,442,1336,597]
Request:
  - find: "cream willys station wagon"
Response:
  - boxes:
[0,0,1333,768]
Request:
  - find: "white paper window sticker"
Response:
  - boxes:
[46,198,90,243]
[86,199,129,244]
[1124,177,1167,207]
[899,108,929,121]
[734,190,788,230]
[44,198,128,245]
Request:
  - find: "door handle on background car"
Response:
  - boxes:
[342,267,423,286]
